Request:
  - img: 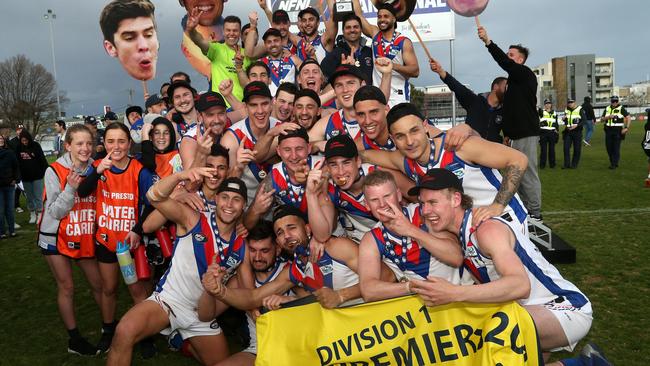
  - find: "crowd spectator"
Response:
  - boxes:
[14,130,48,224]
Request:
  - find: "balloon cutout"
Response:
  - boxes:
[100,0,159,81]
[370,0,417,22]
[446,0,489,17]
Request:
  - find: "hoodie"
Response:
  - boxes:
[15,138,49,181]
[0,147,20,186]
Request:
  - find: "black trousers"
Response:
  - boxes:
[605,127,623,166]
[563,129,582,168]
[539,131,557,168]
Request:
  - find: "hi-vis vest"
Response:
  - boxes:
[540,110,557,130]
[39,162,96,258]
[605,105,625,127]
[94,158,143,252]
[564,106,582,128]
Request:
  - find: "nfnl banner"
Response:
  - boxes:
[256,296,541,366]
[268,0,455,42]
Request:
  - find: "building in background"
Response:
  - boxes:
[417,85,467,124]
[533,55,615,110]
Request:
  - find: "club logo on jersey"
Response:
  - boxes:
[445,162,465,179]
[320,264,334,276]
[226,256,239,268]
[340,201,349,207]
[210,319,220,330]
[331,130,340,137]
[194,233,207,242]
[465,245,478,257]
[67,241,80,250]
[100,175,107,182]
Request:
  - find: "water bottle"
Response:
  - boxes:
[116,241,137,285]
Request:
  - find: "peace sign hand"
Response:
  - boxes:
[306,160,327,195]
[185,7,204,33]
[196,126,214,156]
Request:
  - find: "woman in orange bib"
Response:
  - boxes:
[77,122,156,354]
[38,124,104,356]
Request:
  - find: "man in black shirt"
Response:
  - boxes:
[581,96,596,146]
[321,14,373,85]
[478,25,542,220]
[429,58,504,143]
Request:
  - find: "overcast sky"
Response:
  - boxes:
[1,0,649,117]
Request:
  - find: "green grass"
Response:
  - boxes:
[2,123,649,365]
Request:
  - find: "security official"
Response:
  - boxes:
[538,99,559,169]
[601,95,631,169]
[562,98,585,169]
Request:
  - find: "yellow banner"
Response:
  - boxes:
[256,296,541,366]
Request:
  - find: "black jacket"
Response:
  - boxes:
[441,72,503,143]
[15,140,48,182]
[322,37,373,84]
[581,101,596,120]
[0,148,20,187]
[487,42,539,139]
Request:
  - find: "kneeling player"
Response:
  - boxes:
[107,171,253,366]
[409,169,596,365]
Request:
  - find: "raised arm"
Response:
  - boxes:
[43,167,76,220]
[358,149,405,172]
[306,166,337,242]
[430,58,480,110]
[352,0,379,37]
[320,0,339,51]
[185,8,210,55]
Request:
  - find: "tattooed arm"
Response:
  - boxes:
[454,136,528,226]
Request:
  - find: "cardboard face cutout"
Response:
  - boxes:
[101,0,159,81]
[446,0,489,17]
[370,0,417,22]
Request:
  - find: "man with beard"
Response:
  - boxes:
[322,13,374,84]
[100,0,159,81]
[254,3,299,55]
[271,82,297,123]
[167,81,199,144]
[295,4,338,63]
[221,82,280,206]
[108,171,253,366]
[309,64,393,148]
[244,127,321,230]
[408,169,597,365]
[180,91,229,169]
[360,103,530,231]
[244,23,302,95]
[429,58,506,143]
[353,0,419,106]
[358,170,463,302]
[179,0,227,78]
[202,205,374,312]
[186,11,251,102]
[201,220,292,366]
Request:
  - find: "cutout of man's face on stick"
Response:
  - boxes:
[370,0,417,22]
[100,0,159,81]
[447,0,489,18]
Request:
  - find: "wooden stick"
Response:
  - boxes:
[142,80,149,103]
[474,15,481,27]
[407,19,434,62]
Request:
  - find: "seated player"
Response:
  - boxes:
[202,206,393,311]
[360,103,530,229]
[107,171,253,366]
[409,169,597,365]
[358,170,463,302]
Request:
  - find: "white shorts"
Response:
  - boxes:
[543,299,593,352]
[241,314,257,355]
[147,292,222,340]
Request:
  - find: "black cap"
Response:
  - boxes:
[272,9,290,23]
[298,58,321,74]
[376,3,397,16]
[354,85,387,106]
[329,64,364,86]
[167,80,197,103]
[386,103,424,130]
[243,81,272,103]
[125,105,143,117]
[294,89,321,108]
[543,99,551,105]
[196,91,227,112]
[567,98,575,104]
[610,95,620,102]
[298,7,319,19]
[84,116,98,125]
[407,168,463,196]
[325,134,358,160]
[262,28,282,41]
[273,205,307,223]
[145,94,165,109]
[278,126,309,144]
[217,177,248,201]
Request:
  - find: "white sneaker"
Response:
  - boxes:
[16,207,24,213]
[583,140,591,146]
[14,223,21,230]
[29,212,36,224]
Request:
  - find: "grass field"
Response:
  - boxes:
[1,122,648,365]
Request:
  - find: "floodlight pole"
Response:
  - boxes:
[44,9,61,119]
